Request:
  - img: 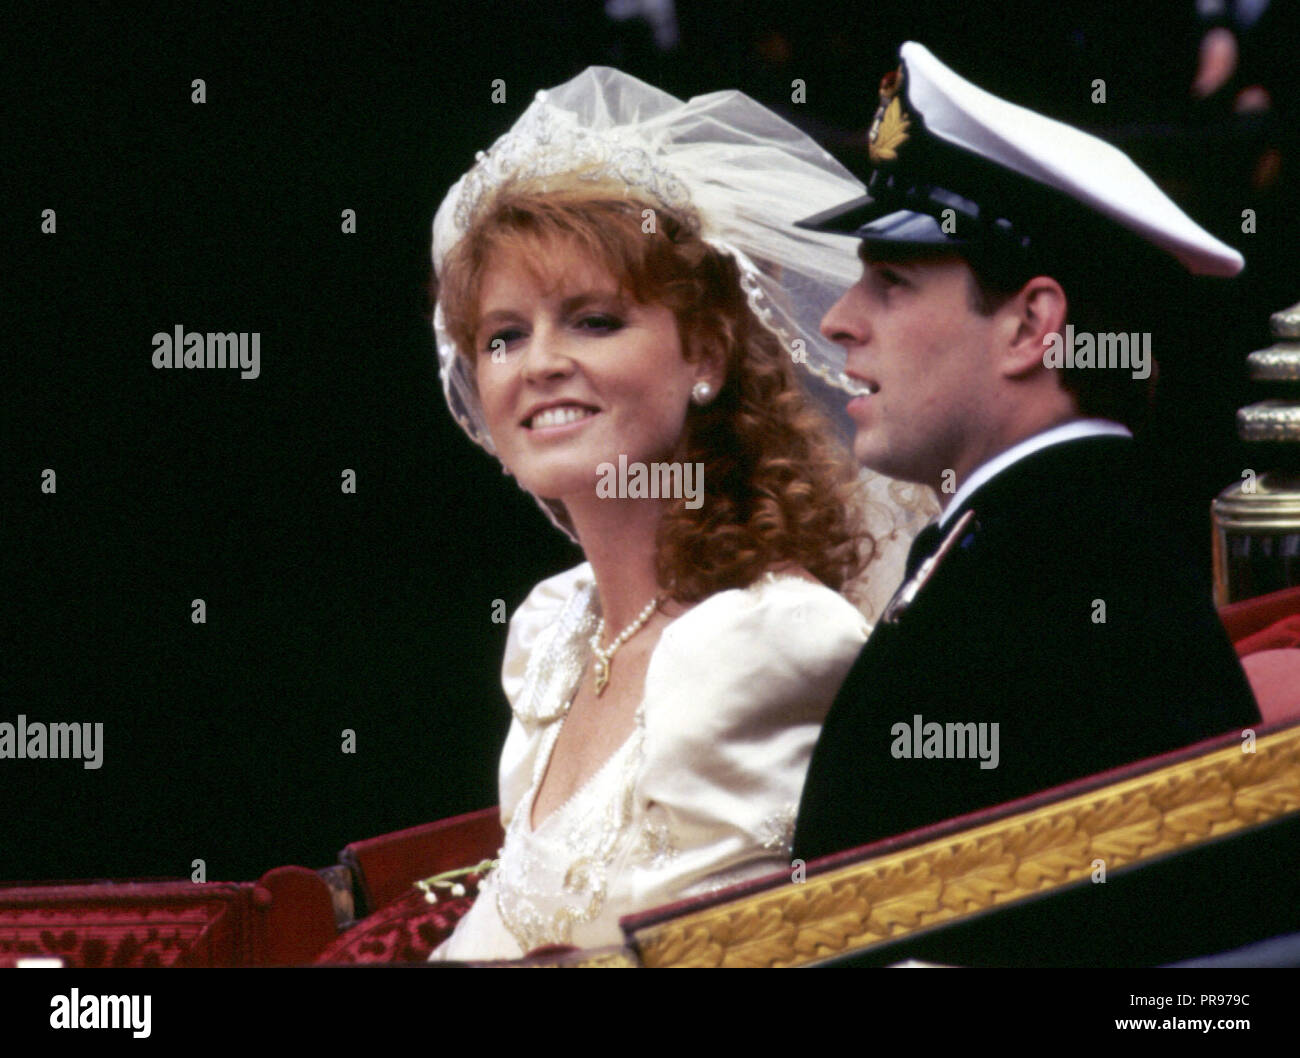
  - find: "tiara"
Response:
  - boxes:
[449,90,697,240]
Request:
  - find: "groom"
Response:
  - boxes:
[791,43,1260,862]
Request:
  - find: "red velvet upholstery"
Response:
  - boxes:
[0,811,503,968]
[1220,584,1300,646]
[1234,616,1300,656]
[339,806,503,916]
[0,882,245,967]
[316,808,502,963]
[314,889,477,964]
[0,866,336,967]
[1219,584,1300,724]
[258,866,343,966]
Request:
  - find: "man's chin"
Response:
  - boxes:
[852,436,894,475]
[852,438,928,486]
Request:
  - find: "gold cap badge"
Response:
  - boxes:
[868,68,911,164]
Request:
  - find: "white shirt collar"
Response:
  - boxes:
[938,419,1133,527]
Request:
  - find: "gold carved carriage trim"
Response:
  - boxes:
[627,725,1300,968]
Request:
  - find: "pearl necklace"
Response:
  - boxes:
[589,594,662,696]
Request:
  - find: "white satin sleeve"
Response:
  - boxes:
[494,562,596,827]
[624,575,868,909]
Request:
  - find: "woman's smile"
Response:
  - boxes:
[522,402,601,433]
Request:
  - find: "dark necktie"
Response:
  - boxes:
[904,521,945,579]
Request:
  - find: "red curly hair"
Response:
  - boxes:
[436,182,873,601]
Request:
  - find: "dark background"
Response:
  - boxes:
[6,1,1296,883]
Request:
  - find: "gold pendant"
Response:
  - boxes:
[593,655,610,696]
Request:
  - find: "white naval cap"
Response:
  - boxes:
[798,41,1245,278]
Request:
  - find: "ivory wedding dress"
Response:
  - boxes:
[430,563,868,960]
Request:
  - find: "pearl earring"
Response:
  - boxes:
[691,381,714,406]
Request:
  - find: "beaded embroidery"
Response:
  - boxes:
[758,804,798,853]
[493,579,648,952]
[635,811,679,872]
[512,580,598,726]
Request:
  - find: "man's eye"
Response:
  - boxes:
[876,267,906,288]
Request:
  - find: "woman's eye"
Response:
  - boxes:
[575,314,624,333]
[480,328,524,355]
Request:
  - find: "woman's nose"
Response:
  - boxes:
[520,323,575,380]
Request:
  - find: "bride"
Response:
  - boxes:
[428,68,931,960]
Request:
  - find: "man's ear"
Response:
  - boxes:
[998,276,1067,380]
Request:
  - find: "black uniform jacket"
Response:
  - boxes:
[792,436,1261,862]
